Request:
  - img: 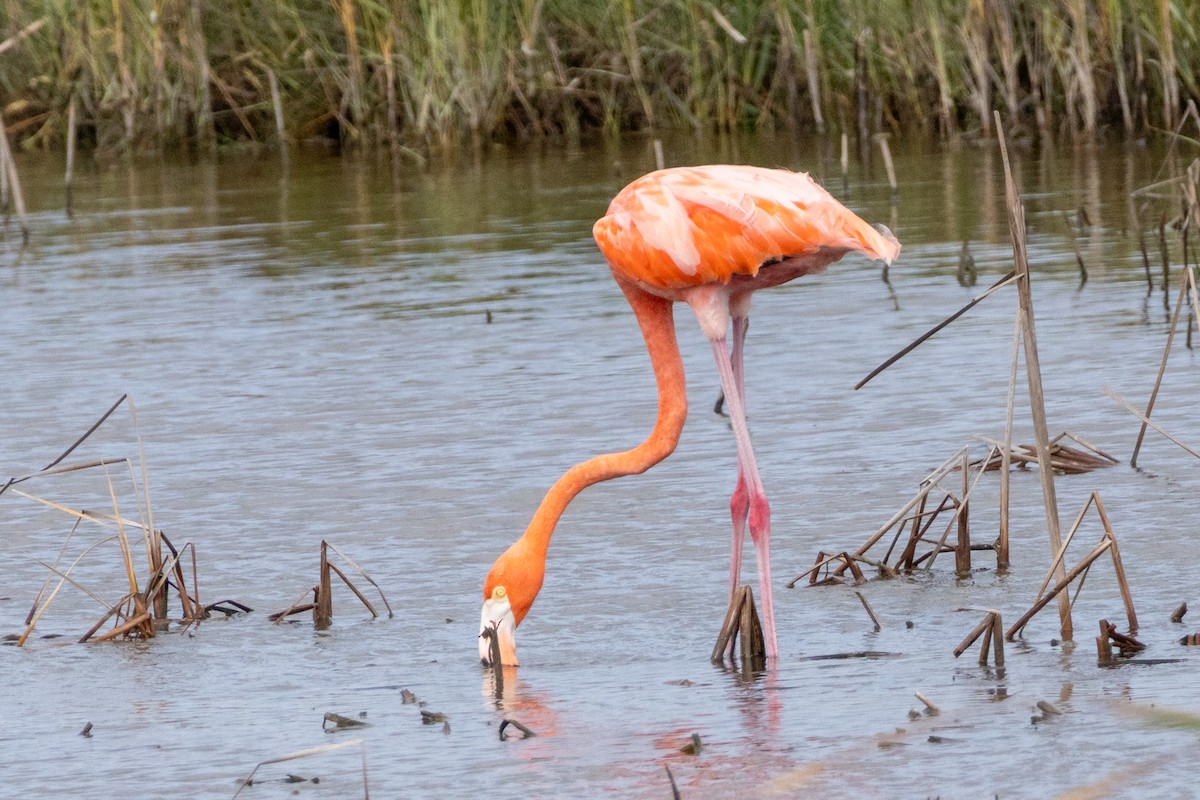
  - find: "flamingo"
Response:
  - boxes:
[480,164,900,666]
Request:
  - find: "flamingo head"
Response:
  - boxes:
[479,543,543,667]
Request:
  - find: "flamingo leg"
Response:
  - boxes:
[709,332,778,661]
[727,315,749,599]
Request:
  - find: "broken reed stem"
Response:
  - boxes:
[914,691,940,715]
[270,588,317,622]
[316,540,333,628]
[991,612,1005,666]
[92,608,151,643]
[323,541,394,618]
[327,562,378,617]
[855,590,881,631]
[995,110,1071,642]
[712,585,765,666]
[953,610,1005,667]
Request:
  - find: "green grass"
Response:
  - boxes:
[1,0,1198,154]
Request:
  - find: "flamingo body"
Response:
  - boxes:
[481,165,899,666]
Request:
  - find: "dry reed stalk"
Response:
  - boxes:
[974,433,1119,473]
[1006,492,1136,640]
[1129,267,1198,466]
[1097,619,1113,664]
[269,588,317,622]
[20,536,121,645]
[846,446,995,574]
[232,738,368,799]
[996,110,1071,641]
[854,271,1017,390]
[787,550,869,587]
[953,609,1004,667]
[323,541,394,618]
[1107,388,1200,459]
[998,309,1021,569]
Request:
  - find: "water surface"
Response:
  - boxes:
[1,135,1198,798]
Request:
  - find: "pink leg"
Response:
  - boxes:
[728,316,749,599]
[710,331,778,661]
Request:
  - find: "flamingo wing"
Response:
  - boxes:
[593,165,899,290]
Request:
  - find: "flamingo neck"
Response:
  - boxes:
[517,280,688,562]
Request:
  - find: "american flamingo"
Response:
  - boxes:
[480,164,900,665]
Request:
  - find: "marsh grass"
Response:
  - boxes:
[1,1,1199,156]
[3,395,210,644]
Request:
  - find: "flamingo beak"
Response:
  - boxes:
[479,594,519,666]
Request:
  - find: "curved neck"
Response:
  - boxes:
[519,281,687,560]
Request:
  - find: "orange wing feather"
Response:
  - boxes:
[593,165,898,290]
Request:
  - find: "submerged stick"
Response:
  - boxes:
[855,271,1016,389]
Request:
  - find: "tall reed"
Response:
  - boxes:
[0,0,1198,155]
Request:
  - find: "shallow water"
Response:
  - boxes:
[1,135,1198,799]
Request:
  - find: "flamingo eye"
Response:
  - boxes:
[491,586,507,601]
